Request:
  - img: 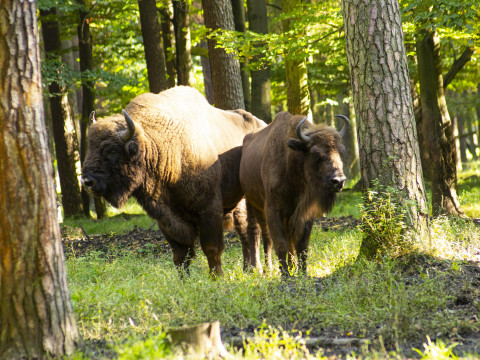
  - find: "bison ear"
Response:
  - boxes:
[125,140,138,157]
[287,139,308,153]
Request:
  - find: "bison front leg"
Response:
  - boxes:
[165,234,197,275]
[245,202,263,272]
[265,204,293,277]
[295,219,313,274]
[199,210,225,277]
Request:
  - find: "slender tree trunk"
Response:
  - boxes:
[341,0,429,244]
[40,7,83,219]
[160,7,177,88]
[247,0,272,123]
[282,0,310,115]
[0,1,80,357]
[199,41,215,104]
[173,0,192,86]
[77,0,106,219]
[416,30,463,217]
[202,0,245,110]
[231,0,251,111]
[138,0,168,93]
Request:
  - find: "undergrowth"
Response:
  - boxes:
[64,161,480,359]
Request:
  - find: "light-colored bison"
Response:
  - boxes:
[239,112,348,275]
[81,86,266,275]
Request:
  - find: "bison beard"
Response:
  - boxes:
[239,112,349,276]
[81,86,266,276]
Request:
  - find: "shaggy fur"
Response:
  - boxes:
[239,111,346,275]
[82,86,266,275]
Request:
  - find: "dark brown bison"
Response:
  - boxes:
[239,112,349,275]
[81,86,266,276]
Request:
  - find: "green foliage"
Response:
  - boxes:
[359,179,415,259]
[413,335,458,360]
[242,322,311,360]
[115,332,171,359]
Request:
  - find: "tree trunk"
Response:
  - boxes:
[231,0,251,111]
[202,0,245,110]
[416,30,463,217]
[138,0,168,93]
[0,1,80,357]
[199,41,215,104]
[173,0,193,86]
[282,0,310,115]
[40,7,84,219]
[341,0,429,244]
[160,7,177,88]
[247,0,272,123]
[77,0,106,219]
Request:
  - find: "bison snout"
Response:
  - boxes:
[329,175,346,191]
[81,176,96,191]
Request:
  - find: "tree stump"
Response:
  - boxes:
[167,321,229,358]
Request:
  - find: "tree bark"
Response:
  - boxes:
[173,0,193,86]
[341,0,429,237]
[40,7,84,219]
[416,30,463,217]
[138,0,168,93]
[247,0,272,123]
[160,7,177,88]
[0,1,80,357]
[231,0,251,111]
[202,0,245,110]
[77,0,106,219]
[282,0,310,115]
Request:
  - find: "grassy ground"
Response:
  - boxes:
[62,163,480,359]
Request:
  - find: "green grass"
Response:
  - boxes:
[64,162,480,359]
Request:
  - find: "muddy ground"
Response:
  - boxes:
[62,216,480,359]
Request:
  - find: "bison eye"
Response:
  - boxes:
[310,149,326,161]
[102,146,120,163]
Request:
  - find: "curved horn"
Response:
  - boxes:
[89,111,96,125]
[335,114,350,137]
[121,110,136,142]
[296,117,311,143]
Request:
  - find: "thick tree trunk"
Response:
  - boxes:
[247,0,272,123]
[138,0,168,93]
[202,0,245,110]
[282,0,310,115]
[0,1,80,357]
[40,7,83,219]
[416,30,463,217]
[342,0,429,239]
[77,0,106,219]
[173,0,192,86]
[231,0,251,111]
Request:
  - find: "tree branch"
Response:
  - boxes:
[443,46,474,89]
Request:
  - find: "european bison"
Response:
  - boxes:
[81,86,266,276]
[239,112,349,275]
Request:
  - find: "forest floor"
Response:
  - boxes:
[62,216,480,359]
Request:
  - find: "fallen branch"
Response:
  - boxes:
[78,224,90,241]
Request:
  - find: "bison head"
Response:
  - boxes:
[287,115,348,209]
[81,110,145,208]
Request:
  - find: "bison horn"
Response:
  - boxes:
[121,110,136,142]
[89,111,97,125]
[335,114,350,137]
[296,117,311,143]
